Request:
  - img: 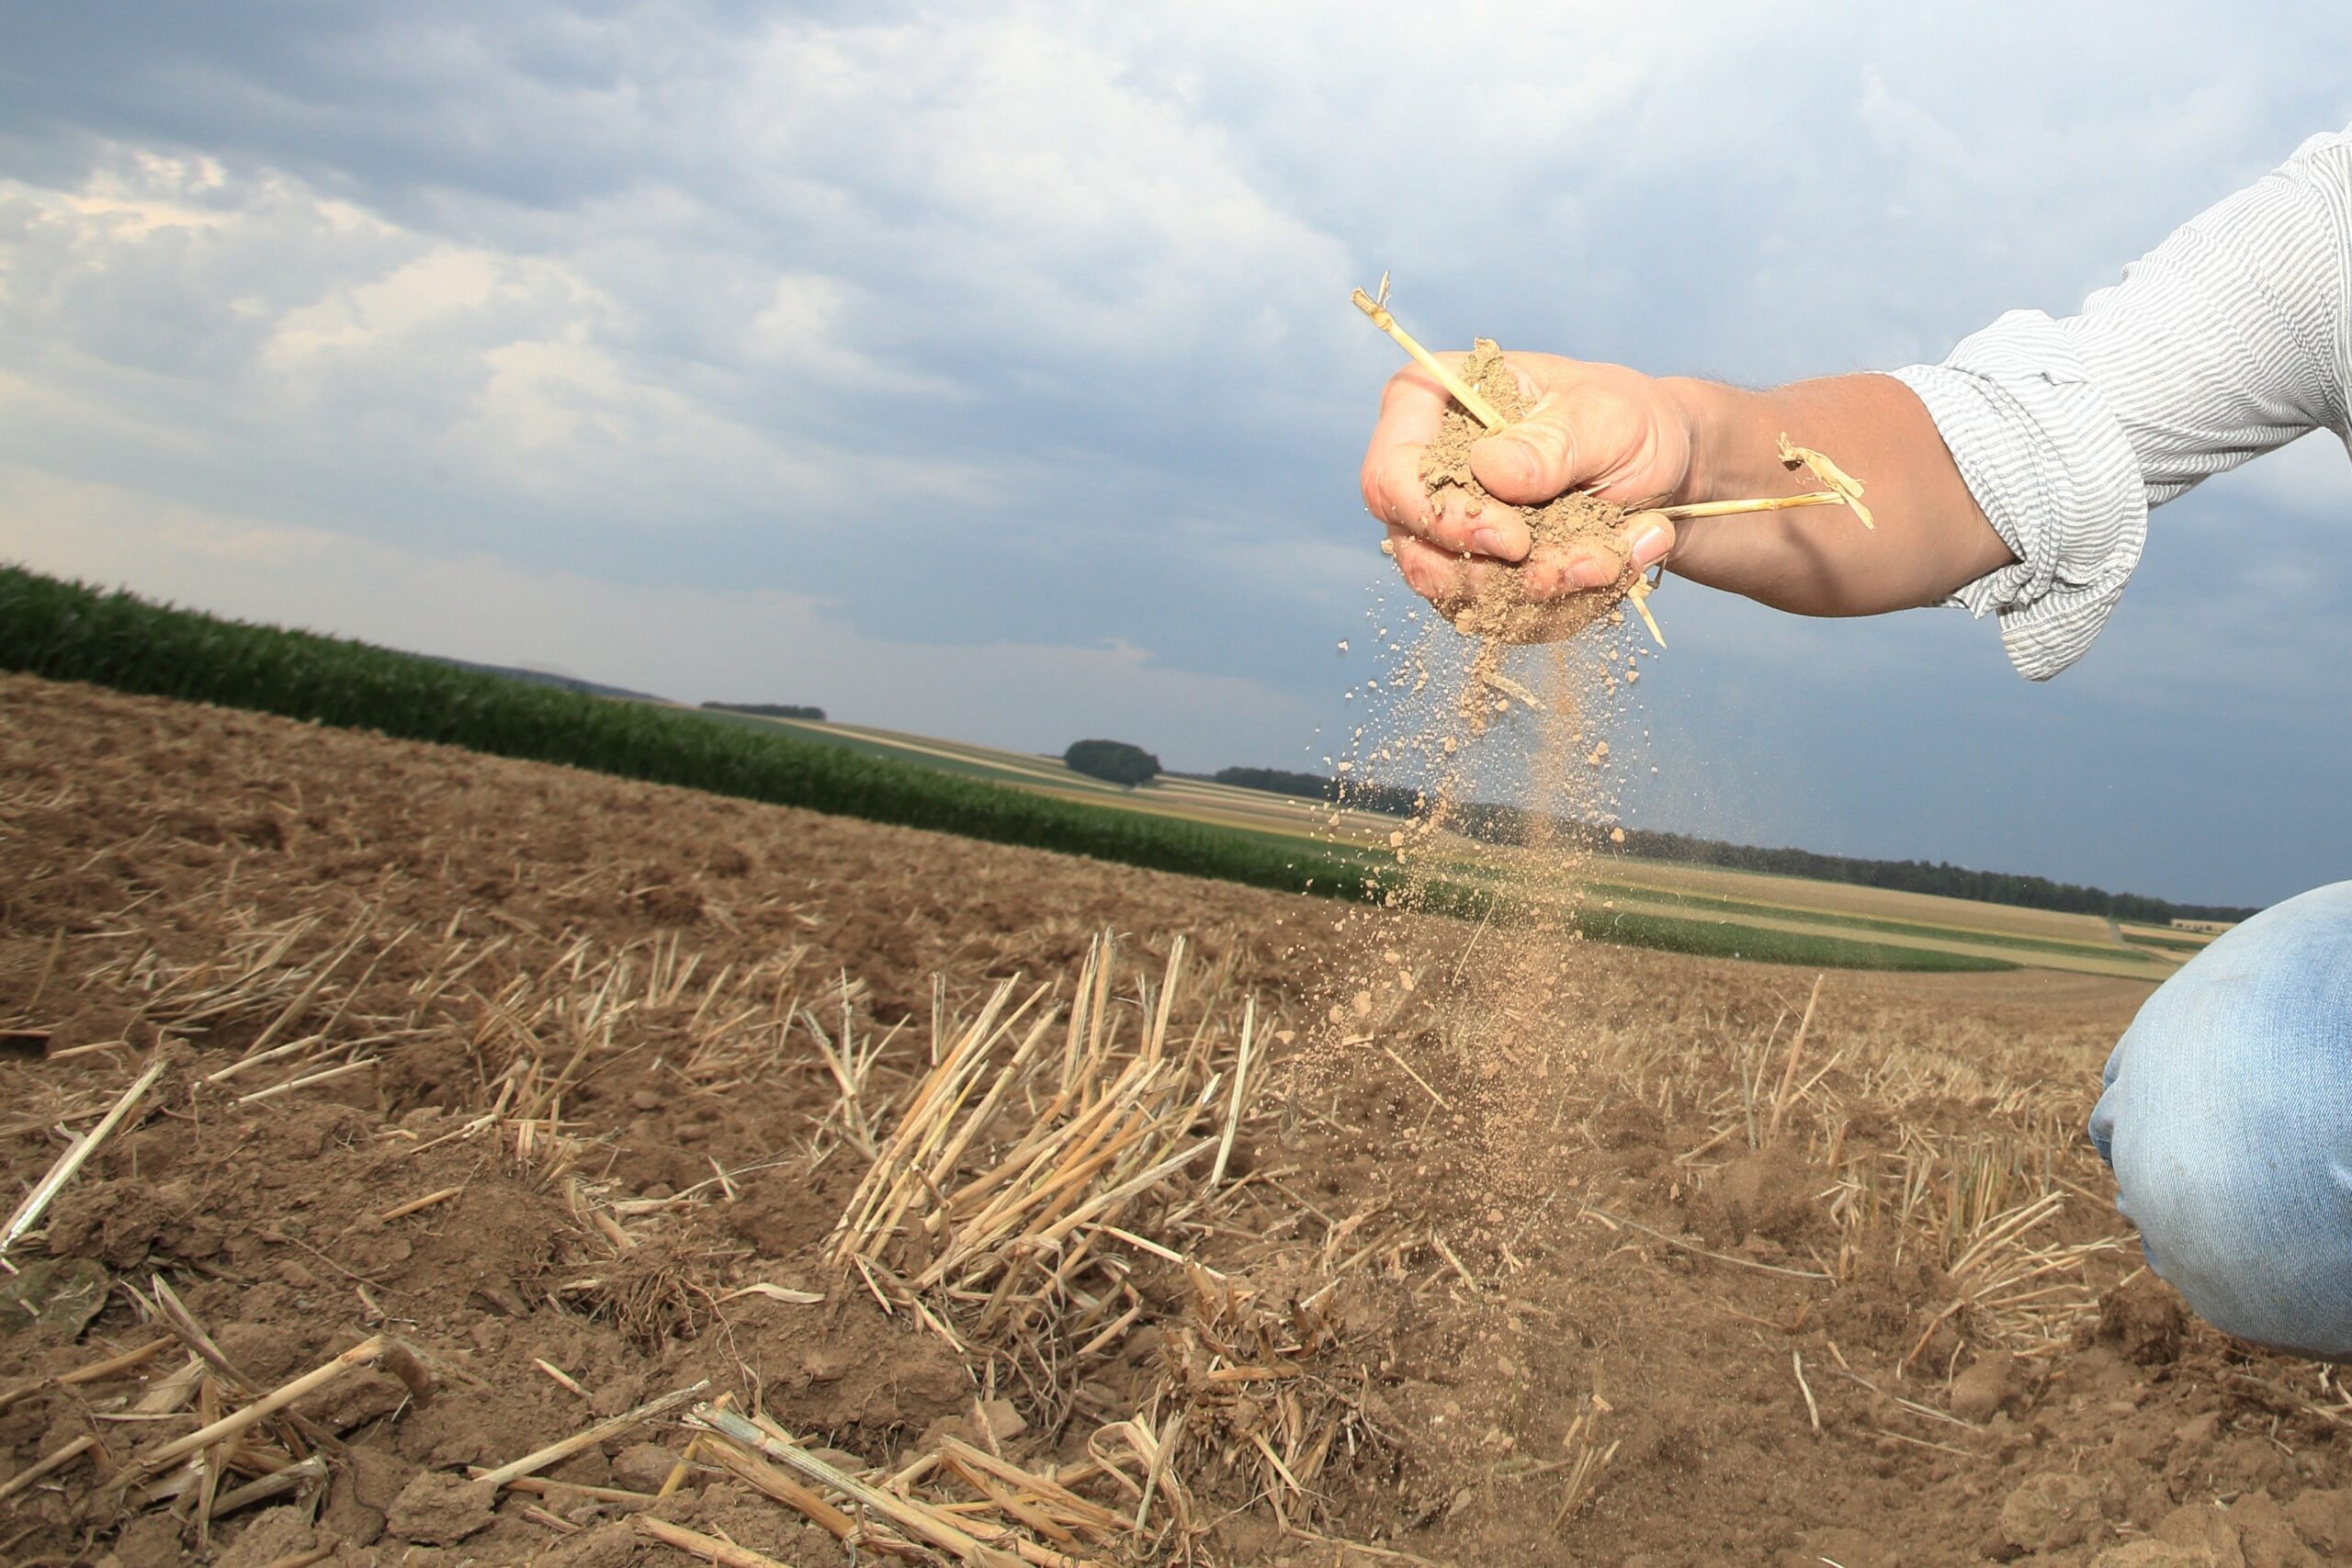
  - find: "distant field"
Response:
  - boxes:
[714,713,1409,843]
[2120,921,2218,953]
[0,566,2188,978]
[1579,879,2146,961]
[709,711,2171,979]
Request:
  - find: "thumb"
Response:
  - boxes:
[1621,510,1677,573]
[1467,389,1586,505]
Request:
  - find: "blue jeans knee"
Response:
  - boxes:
[2089,881,2352,1359]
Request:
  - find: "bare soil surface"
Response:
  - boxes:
[6,673,2350,1568]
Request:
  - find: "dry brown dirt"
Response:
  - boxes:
[1415,341,1636,648]
[6,671,2352,1568]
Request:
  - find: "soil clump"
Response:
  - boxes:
[1419,338,1637,645]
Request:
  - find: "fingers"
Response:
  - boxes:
[1435,485,1532,561]
[1385,512,1679,615]
[1519,543,1619,599]
[1385,531,1614,607]
[1622,510,1676,573]
[1387,528,1524,606]
[1468,385,1586,505]
[1385,526,1470,604]
[1361,367,1531,560]
[1360,367,1451,534]
[1521,512,1676,596]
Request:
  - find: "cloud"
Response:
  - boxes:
[2,2,2350,904]
[0,469,1315,771]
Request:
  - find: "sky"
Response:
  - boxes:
[0,4,2346,909]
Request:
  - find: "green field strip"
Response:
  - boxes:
[622,709,2148,973]
[696,709,1081,788]
[1576,881,2159,964]
[1571,909,2016,972]
[746,715,1411,833]
[2120,931,2211,953]
[1589,894,2157,977]
[718,696,2208,957]
[731,713,1366,829]
[773,713,2116,951]
[1587,859,2124,944]
[0,568,1383,903]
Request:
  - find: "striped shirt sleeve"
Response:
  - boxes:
[1891,127,2352,681]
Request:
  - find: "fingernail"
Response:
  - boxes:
[1566,555,1617,592]
[1627,519,1671,570]
[1470,526,1514,558]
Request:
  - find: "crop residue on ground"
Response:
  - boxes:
[4,672,2347,1568]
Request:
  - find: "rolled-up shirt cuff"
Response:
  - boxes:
[1892,310,2149,681]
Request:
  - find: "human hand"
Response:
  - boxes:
[1358,352,1697,637]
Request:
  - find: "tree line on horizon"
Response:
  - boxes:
[703,701,826,720]
[1209,766,2256,927]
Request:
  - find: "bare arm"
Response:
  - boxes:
[1662,372,2014,615]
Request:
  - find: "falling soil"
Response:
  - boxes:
[8,675,2352,1568]
[1295,331,1654,1233]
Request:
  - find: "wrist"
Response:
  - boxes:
[1657,376,1744,504]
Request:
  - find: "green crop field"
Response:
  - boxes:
[0,565,2092,975]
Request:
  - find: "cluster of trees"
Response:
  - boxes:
[1606,828,2256,925]
[1213,765,2257,926]
[1066,739,1161,787]
[704,701,826,720]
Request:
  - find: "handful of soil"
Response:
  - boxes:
[1419,340,1638,645]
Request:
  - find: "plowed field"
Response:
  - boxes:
[5,673,2347,1568]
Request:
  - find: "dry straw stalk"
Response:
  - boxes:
[127,1335,387,1480]
[1,1054,168,1262]
[1352,277,1507,431]
[470,1378,708,1489]
[631,1515,795,1568]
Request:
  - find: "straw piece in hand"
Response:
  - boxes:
[1654,490,1846,521]
[1624,578,1667,650]
[1778,433,1875,528]
[1351,280,1508,433]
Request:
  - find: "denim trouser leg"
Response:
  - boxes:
[2090,881,2352,1359]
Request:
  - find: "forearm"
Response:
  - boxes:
[1657,373,2015,616]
